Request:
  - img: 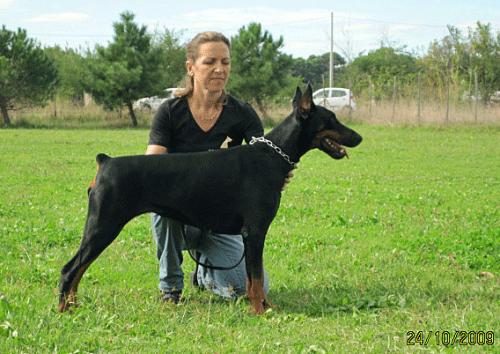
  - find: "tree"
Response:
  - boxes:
[469,22,500,104]
[419,26,472,100]
[45,46,88,102]
[228,23,293,119]
[419,22,499,103]
[348,46,417,99]
[152,28,186,88]
[0,26,57,126]
[291,52,345,86]
[85,12,163,126]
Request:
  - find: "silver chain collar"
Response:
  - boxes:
[249,136,296,167]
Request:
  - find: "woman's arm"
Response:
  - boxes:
[145,144,168,155]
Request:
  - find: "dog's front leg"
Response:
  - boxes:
[242,227,269,314]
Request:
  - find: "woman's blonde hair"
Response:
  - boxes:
[175,31,231,98]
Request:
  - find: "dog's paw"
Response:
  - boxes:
[263,298,273,309]
[250,298,268,315]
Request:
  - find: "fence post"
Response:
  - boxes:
[474,70,478,123]
[417,72,421,125]
[391,76,397,123]
[368,76,373,115]
[445,74,450,124]
[468,70,472,104]
[348,77,353,121]
[53,97,57,118]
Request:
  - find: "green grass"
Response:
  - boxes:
[0,125,498,353]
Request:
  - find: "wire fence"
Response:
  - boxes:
[8,70,500,128]
[339,71,500,125]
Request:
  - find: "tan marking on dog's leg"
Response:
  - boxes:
[58,298,69,312]
[247,276,266,314]
[59,263,91,312]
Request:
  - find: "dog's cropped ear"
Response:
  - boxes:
[293,85,315,120]
[293,86,302,106]
[297,84,314,119]
[305,82,313,99]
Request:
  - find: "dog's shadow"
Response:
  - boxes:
[268,284,406,317]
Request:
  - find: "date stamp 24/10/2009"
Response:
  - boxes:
[407,331,495,346]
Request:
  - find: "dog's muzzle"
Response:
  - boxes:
[313,131,348,159]
[320,136,348,159]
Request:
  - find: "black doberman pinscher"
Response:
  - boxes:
[58,84,362,314]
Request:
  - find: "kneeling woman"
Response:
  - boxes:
[146,31,292,302]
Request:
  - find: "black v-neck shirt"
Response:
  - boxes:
[148,95,264,153]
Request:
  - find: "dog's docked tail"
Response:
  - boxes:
[87,153,111,196]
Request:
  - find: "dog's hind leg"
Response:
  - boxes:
[58,197,131,312]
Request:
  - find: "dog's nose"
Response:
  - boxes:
[346,131,362,147]
[353,132,362,146]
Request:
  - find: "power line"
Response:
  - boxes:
[264,14,499,31]
[31,33,113,38]
[333,14,453,29]
[28,15,499,40]
[24,11,499,57]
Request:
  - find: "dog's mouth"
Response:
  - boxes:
[320,136,348,159]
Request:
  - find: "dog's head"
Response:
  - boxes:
[293,83,362,159]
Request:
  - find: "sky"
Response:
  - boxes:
[1,0,499,59]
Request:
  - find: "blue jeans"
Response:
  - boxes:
[151,214,269,299]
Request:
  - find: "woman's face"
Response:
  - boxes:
[188,41,231,94]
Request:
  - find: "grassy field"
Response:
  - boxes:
[0,125,498,353]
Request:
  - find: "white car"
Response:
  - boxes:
[133,88,177,111]
[312,88,356,111]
